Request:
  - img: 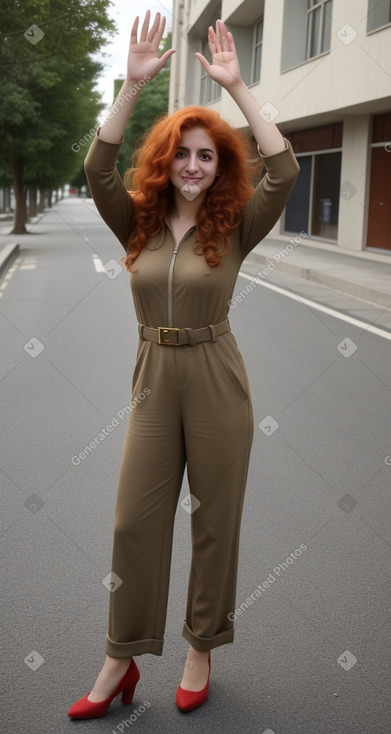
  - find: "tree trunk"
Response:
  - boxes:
[39,186,46,211]
[30,185,37,217]
[10,156,27,234]
[48,189,53,208]
[36,187,43,212]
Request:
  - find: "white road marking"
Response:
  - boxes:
[92,254,103,272]
[238,271,391,341]
[0,257,22,298]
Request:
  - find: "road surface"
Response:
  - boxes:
[1,198,390,733]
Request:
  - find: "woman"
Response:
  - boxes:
[68,10,299,718]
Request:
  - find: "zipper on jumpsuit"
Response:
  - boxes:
[165,224,195,327]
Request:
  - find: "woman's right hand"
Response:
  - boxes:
[126,10,175,84]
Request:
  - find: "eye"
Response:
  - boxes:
[175,151,186,158]
[200,153,212,161]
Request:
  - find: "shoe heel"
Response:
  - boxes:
[121,682,137,705]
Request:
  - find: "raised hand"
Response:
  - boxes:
[126,10,175,84]
[195,20,243,90]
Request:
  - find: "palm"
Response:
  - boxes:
[208,49,241,86]
[128,40,161,78]
[196,21,242,88]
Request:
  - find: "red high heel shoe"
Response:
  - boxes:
[67,658,140,719]
[176,651,211,712]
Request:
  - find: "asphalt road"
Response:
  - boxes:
[1,198,391,734]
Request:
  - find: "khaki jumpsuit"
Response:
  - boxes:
[84,132,299,657]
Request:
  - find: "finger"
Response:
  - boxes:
[195,52,210,72]
[227,30,236,53]
[152,14,165,48]
[212,22,222,53]
[140,9,151,42]
[216,18,223,37]
[157,48,176,68]
[208,25,218,54]
[130,16,139,45]
[217,20,229,52]
[147,11,161,42]
[158,14,166,39]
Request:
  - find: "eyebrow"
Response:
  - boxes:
[176,146,216,154]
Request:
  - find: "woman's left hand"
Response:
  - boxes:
[195,20,243,90]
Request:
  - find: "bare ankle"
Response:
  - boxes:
[188,646,209,657]
[104,654,132,669]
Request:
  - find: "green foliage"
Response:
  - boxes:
[0,0,116,189]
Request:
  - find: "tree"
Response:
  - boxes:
[0,0,115,233]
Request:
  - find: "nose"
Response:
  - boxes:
[185,153,199,173]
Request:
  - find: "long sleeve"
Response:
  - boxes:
[84,131,133,252]
[239,138,300,261]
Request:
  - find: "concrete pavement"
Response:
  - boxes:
[244,236,391,309]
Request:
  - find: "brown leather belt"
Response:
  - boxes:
[138,317,231,345]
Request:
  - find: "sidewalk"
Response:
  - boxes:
[244,237,391,309]
[0,211,46,277]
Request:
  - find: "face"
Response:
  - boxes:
[169,126,219,201]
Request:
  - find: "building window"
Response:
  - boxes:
[250,18,263,84]
[305,0,333,60]
[284,151,341,240]
[367,0,391,32]
[281,0,333,72]
[200,38,221,104]
[284,123,343,241]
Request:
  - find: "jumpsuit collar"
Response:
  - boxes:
[163,218,196,245]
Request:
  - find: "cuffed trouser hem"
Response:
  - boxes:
[181,620,234,652]
[105,634,164,657]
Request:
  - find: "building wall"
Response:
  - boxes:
[169,0,391,254]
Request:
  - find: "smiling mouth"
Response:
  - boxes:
[182,177,202,184]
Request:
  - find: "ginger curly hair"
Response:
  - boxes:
[122,105,261,270]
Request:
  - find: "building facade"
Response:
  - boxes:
[169,0,391,255]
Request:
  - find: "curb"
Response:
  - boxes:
[0,243,20,280]
[0,213,45,274]
[245,250,391,308]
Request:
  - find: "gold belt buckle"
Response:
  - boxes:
[158,326,180,345]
